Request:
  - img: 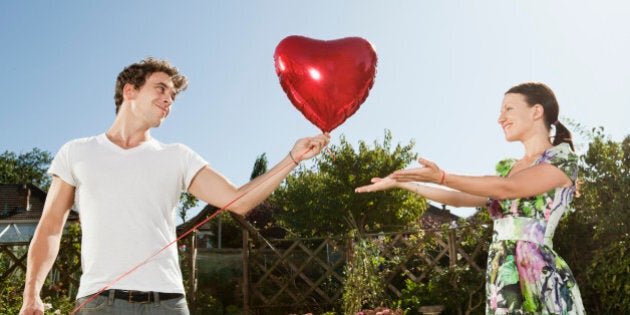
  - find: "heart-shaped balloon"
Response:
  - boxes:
[274,36,377,132]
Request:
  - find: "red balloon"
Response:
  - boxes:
[274,36,377,132]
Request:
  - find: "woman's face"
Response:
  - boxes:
[498,93,538,142]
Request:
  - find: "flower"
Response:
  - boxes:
[515,241,546,282]
[543,196,554,221]
[489,284,504,309]
[510,200,519,216]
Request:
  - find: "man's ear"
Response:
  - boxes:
[123,83,137,100]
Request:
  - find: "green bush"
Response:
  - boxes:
[554,129,630,312]
[342,230,390,314]
[587,240,630,312]
[394,265,484,315]
[195,250,243,314]
[0,278,75,315]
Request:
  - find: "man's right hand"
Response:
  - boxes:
[19,295,45,315]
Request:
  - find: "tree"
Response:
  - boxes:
[250,153,268,179]
[178,192,198,223]
[271,130,426,237]
[555,127,630,312]
[0,148,53,190]
[244,153,289,239]
[199,153,277,247]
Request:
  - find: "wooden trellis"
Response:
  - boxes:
[0,243,28,281]
[248,237,347,314]
[0,240,81,297]
[245,223,491,314]
[2,213,489,315]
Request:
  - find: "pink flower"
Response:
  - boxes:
[515,241,546,282]
[544,197,554,221]
[489,285,504,309]
[510,200,519,215]
[487,199,503,218]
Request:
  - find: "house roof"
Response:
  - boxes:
[176,204,218,234]
[0,183,79,222]
[420,203,460,229]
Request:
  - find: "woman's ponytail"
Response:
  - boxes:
[553,121,574,151]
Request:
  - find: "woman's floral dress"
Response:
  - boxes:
[485,143,585,314]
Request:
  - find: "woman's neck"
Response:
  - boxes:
[521,136,553,160]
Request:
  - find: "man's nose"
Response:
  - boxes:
[162,94,173,105]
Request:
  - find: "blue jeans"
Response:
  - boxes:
[74,290,189,315]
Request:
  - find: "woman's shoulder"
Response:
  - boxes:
[540,143,579,181]
[542,143,578,163]
[495,158,517,176]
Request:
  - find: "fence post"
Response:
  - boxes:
[189,231,198,313]
[448,229,457,267]
[242,228,250,314]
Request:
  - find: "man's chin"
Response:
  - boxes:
[152,120,164,128]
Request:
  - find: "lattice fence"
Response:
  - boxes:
[0,235,81,297]
[246,223,491,314]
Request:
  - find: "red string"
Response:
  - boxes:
[326,147,336,161]
[70,147,314,314]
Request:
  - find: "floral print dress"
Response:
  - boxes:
[485,143,585,314]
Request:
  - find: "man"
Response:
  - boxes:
[20,57,330,315]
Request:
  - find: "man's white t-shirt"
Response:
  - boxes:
[49,134,207,298]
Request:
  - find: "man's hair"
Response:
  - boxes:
[114,57,188,114]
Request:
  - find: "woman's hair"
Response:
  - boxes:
[114,57,188,114]
[505,82,574,150]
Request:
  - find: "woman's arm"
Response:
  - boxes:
[355,176,487,208]
[391,158,572,200]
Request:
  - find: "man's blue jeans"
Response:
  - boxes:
[74,290,189,314]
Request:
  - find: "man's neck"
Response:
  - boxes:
[106,117,152,149]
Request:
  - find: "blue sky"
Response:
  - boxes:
[1,1,628,219]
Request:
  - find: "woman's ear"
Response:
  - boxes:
[532,104,545,120]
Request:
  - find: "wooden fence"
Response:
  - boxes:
[0,238,81,298]
[244,222,491,314]
[1,219,491,315]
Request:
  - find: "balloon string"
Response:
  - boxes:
[70,146,315,314]
[326,147,336,161]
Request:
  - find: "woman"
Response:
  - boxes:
[355,82,585,314]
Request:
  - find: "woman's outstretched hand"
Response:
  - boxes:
[390,157,443,184]
[355,158,445,193]
[355,176,398,193]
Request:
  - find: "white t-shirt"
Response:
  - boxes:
[48,134,207,298]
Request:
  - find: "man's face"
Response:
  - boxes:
[126,72,176,127]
